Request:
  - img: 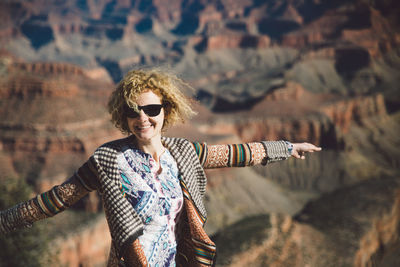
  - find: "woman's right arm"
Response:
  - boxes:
[192,141,321,169]
[0,156,100,234]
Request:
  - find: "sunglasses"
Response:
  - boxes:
[124,104,164,118]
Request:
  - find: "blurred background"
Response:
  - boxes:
[0,0,399,266]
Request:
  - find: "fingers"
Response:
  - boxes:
[293,153,305,159]
[292,142,322,160]
[291,149,305,159]
[293,154,305,160]
[298,143,322,152]
[303,143,321,152]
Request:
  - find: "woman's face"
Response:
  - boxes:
[127,90,165,144]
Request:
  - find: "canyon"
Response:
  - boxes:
[0,0,399,266]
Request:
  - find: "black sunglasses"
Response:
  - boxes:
[124,104,164,118]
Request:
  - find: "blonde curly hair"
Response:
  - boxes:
[108,69,197,134]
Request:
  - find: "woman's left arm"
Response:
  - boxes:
[192,141,321,169]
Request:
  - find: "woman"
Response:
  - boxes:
[0,69,321,266]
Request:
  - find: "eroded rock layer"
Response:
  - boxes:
[0,0,399,266]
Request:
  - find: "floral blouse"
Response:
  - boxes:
[117,146,183,266]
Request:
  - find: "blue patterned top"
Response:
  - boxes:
[117,146,183,266]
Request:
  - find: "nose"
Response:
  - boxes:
[137,109,149,121]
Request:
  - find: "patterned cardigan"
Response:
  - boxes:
[94,136,214,266]
[0,136,291,266]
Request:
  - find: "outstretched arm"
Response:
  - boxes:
[0,157,100,234]
[192,141,321,169]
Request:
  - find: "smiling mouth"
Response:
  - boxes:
[137,125,152,130]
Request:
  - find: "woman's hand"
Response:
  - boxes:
[291,143,322,159]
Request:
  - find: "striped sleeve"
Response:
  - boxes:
[192,141,292,169]
[1,176,91,234]
[191,142,208,167]
[35,157,101,217]
[35,174,91,217]
[0,158,100,234]
[196,142,266,169]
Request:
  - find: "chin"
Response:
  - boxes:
[133,130,161,142]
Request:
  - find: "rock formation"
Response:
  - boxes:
[0,53,121,199]
[212,177,400,267]
[0,0,399,266]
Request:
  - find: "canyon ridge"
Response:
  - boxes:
[0,0,399,266]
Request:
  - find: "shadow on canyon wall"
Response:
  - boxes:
[0,0,399,266]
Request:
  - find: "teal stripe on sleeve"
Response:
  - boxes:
[238,144,244,166]
[41,192,58,215]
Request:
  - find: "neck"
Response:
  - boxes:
[135,136,164,163]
